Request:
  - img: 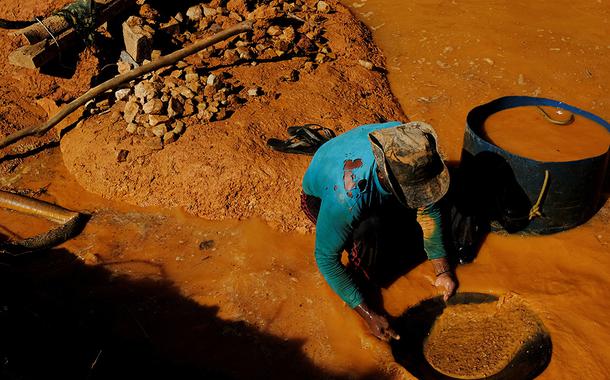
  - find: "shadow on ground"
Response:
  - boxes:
[0,248,389,380]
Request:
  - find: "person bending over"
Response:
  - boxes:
[301,121,457,341]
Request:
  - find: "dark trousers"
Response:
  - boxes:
[300,192,427,290]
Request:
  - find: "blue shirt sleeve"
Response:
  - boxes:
[417,203,447,260]
[314,199,364,308]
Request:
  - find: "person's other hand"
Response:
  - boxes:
[434,272,457,301]
[355,304,400,341]
[365,312,400,341]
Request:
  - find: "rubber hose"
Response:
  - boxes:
[0,18,36,29]
[0,190,79,224]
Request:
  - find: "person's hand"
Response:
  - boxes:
[435,272,457,301]
[355,303,400,341]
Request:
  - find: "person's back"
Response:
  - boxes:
[300,121,457,341]
[303,121,401,237]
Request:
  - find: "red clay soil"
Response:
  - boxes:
[58,1,406,231]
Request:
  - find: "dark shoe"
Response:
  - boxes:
[267,124,336,155]
[267,134,320,155]
[286,124,336,141]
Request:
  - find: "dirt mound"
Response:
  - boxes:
[423,296,543,379]
[60,1,405,231]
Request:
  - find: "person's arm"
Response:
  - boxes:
[314,202,363,308]
[314,201,399,340]
[417,203,457,301]
[354,303,400,341]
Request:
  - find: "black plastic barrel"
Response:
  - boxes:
[460,96,610,234]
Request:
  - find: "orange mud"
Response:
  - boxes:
[351,0,610,162]
[483,106,610,162]
[0,0,609,379]
[423,296,542,379]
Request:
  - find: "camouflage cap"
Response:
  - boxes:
[368,121,450,208]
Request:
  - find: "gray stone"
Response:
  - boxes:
[179,87,196,99]
[206,74,218,86]
[204,84,217,97]
[202,6,217,18]
[151,124,168,137]
[126,123,137,134]
[172,120,185,134]
[115,88,131,101]
[150,50,162,61]
[164,77,180,88]
[185,72,199,83]
[167,98,184,118]
[281,26,296,43]
[235,46,250,59]
[229,11,243,21]
[160,18,180,35]
[136,114,149,125]
[122,16,154,63]
[123,100,140,123]
[134,81,157,102]
[223,49,239,63]
[186,5,203,21]
[183,99,195,116]
[267,25,281,36]
[170,70,183,79]
[187,81,201,93]
[198,110,213,121]
[149,114,170,127]
[143,98,164,114]
[163,131,177,144]
[358,60,374,70]
[248,87,261,96]
[317,1,331,13]
[117,61,132,75]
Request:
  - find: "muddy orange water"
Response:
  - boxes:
[1,1,610,380]
[483,106,610,162]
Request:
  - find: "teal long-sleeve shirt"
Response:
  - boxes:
[302,122,447,308]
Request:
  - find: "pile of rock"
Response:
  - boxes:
[119,63,242,145]
[182,0,335,64]
[122,0,335,67]
[118,0,335,146]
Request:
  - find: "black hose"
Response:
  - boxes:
[0,18,36,30]
[0,213,87,255]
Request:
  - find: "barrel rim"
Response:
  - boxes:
[465,96,610,165]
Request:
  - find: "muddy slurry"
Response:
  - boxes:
[424,296,543,379]
[483,106,610,162]
[59,0,405,232]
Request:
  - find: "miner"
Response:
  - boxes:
[300,121,457,341]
